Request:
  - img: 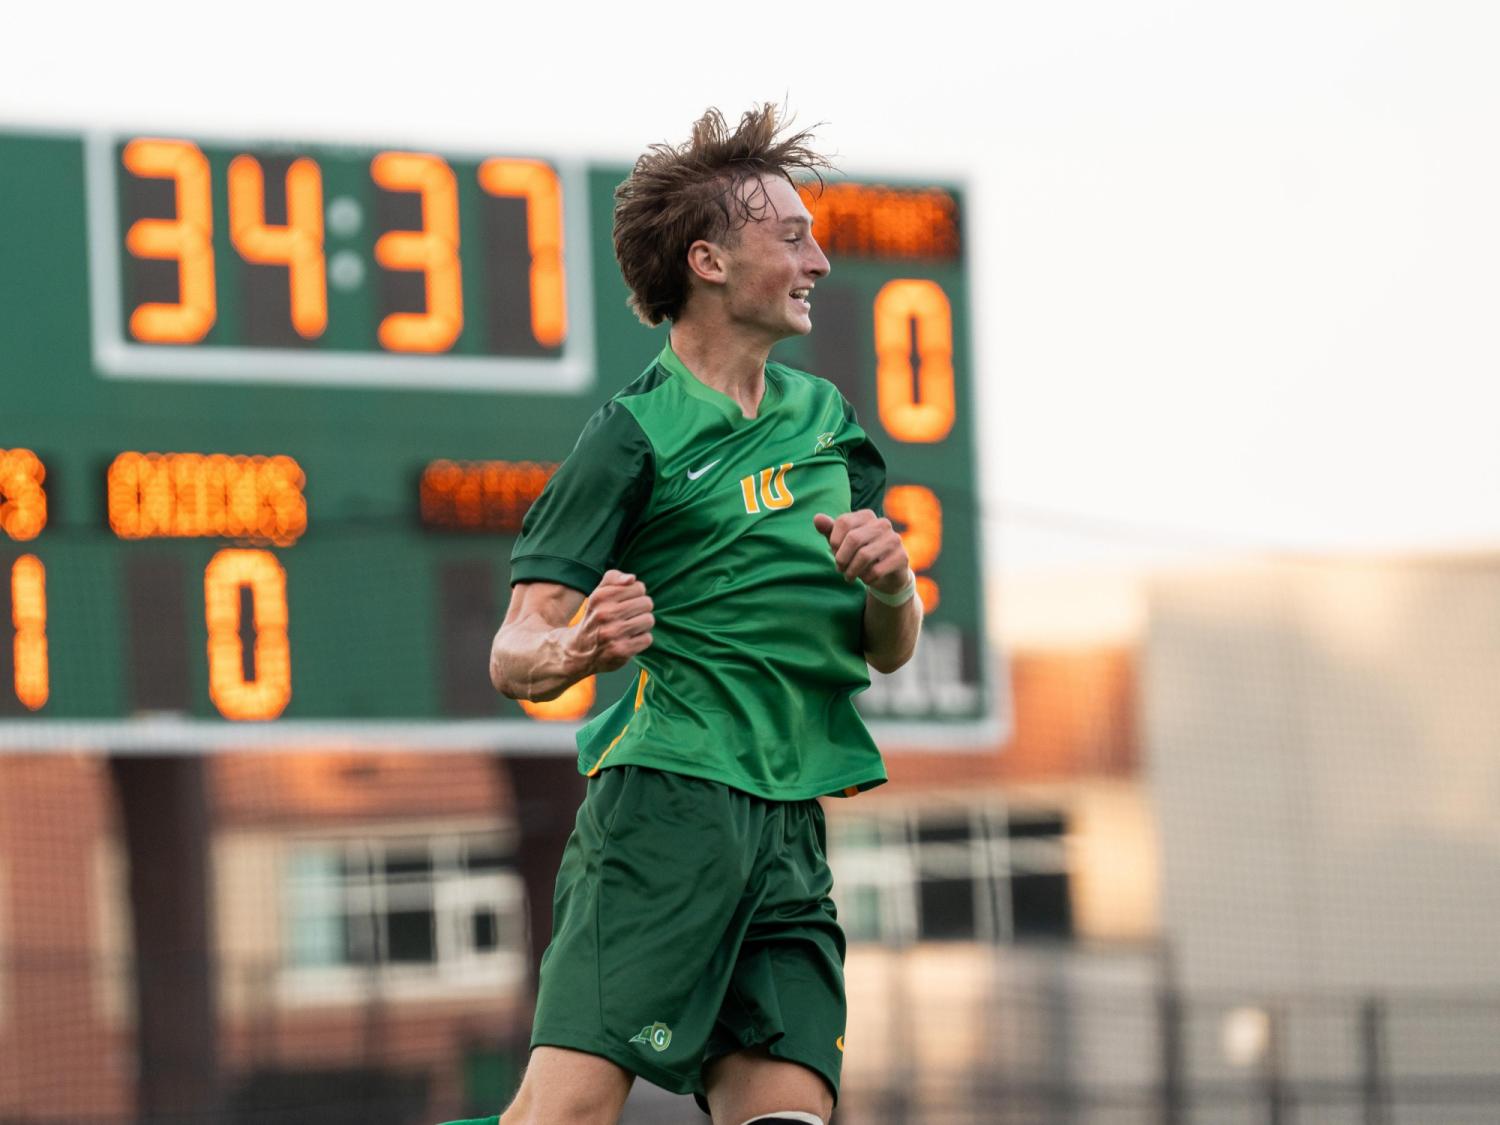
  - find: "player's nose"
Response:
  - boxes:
[806,238,830,279]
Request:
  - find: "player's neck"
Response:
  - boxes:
[667,322,770,420]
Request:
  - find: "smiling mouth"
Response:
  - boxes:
[790,287,812,306]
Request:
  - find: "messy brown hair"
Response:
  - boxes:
[613,103,831,326]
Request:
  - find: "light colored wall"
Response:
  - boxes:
[1069,781,1161,944]
[214,831,281,1018]
[90,841,132,1027]
[1146,557,1500,994]
[843,943,1164,1115]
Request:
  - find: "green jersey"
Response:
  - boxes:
[510,341,888,800]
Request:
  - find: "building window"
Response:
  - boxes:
[283,829,526,999]
[828,805,1073,944]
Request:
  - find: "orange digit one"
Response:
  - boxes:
[478,158,567,347]
[228,155,328,338]
[371,152,463,353]
[11,555,48,711]
[122,139,216,344]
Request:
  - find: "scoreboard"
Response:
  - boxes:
[0,127,993,750]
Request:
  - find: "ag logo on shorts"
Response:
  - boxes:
[630,1021,673,1053]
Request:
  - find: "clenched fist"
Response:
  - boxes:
[573,569,655,673]
[812,510,912,597]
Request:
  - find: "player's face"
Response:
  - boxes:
[721,175,830,342]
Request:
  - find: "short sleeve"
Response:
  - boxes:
[510,400,655,593]
[842,397,887,513]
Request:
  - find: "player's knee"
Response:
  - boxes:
[735,1114,826,1125]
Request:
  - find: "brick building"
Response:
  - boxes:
[0,644,1150,1122]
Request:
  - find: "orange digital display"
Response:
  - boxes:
[800,183,960,261]
[205,548,291,720]
[122,138,216,344]
[117,139,574,363]
[419,460,556,534]
[874,279,956,444]
[371,152,464,353]
[107,452,307,545]
[519,675,595,721]
[49,136,982,727]
[10,555,48,711]
[885,484,942,613]
[479,158,568,347]
[228,155,328,338]
[0,449,47,542]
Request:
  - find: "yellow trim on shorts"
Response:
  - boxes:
[586,668,649,777]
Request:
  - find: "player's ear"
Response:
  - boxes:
[685,239,728,286]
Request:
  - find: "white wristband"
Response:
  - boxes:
[865,574,917,607]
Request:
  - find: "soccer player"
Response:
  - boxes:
[477,105,921,1125]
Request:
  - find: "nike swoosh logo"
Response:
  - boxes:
[686,459,722,480]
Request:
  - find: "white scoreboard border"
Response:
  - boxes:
[85,131,597,394]
[0,714,1009,754]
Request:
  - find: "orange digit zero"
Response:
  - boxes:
[873,279,955,443]
[204,548,291,721]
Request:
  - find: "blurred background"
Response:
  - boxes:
[4,2,1500,1122]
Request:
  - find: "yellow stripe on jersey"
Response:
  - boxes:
[586,668,650,777]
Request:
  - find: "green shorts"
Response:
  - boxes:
[530,765,847,1107]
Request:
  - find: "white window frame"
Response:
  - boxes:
[828,803,1073,945]
[278,825,527,1006]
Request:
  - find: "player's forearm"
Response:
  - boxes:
[489,622,590,701]
[862,579,923,674]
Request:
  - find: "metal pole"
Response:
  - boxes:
[1360,996,1390,1125]
[1158,987,1185,1125]
[1264,1002,1289,1125]
[109,754,223,1124]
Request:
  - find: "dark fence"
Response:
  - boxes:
[2,949,1499,1124]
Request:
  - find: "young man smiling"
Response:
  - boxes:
[461,104,922,1125]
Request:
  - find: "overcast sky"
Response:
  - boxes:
[6,0,1499,577]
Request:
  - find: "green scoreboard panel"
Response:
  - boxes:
[0,127,993,750]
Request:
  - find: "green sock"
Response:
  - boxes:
[435,1118,500,1125]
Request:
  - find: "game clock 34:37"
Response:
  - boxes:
[112,138,567,357]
